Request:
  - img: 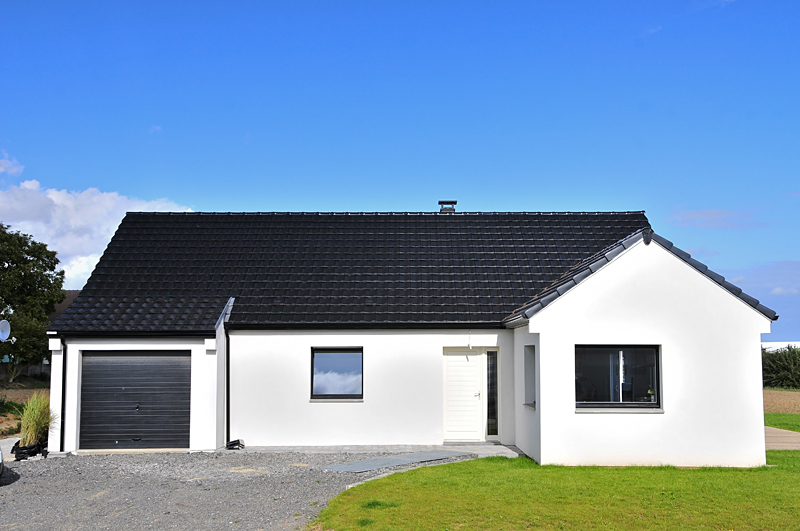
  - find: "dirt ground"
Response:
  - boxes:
[763,389,800,414]
[0,388,48,404]
[0,387,49,434]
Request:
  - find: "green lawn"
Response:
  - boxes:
[316,452,800,530]
[765,412,800,433]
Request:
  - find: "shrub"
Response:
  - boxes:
[18,390,56,446]
[763,346,800,389]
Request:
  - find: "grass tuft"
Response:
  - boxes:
[19,390,56,446]
[361,500,400,510]
[356,518,374,527]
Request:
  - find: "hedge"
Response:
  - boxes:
[763,346,800,389]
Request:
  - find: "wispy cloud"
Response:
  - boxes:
[670,209,764,229]
[312,371,362,395]
[0,180,191,289]
[689,0,736,13]
[149,125,162,134]
[771,287,799,296]
[0,151,24,177]
[792,192,800,197]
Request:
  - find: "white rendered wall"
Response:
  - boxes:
[56,338,219,452]
[47,339,64,452]
[228,329,514,446]
[513,328,540,462]
[530,240,771,467]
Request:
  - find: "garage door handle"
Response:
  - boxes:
[132,437,141,441]
[474,392,481,398]
[134,404,140,411]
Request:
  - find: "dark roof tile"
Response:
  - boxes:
[51,211,651,334]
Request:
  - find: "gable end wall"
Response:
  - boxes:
[527,240,770,466]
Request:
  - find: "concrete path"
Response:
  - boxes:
[765,427,800,450]
[1,436,19,462]
[229,443,522,458]
[324,450,471,472]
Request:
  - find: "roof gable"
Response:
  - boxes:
[503,229,778,326]
[50,211,650,335]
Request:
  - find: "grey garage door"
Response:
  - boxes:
[80,351,191,449]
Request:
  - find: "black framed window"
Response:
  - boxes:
[311,348,363,399]
[575,346,660,408]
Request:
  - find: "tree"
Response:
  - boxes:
[0,223,65,382]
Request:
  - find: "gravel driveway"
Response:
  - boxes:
[0,449,470,530]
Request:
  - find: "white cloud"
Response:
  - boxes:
[149,125,162,134]
[670,209,764,229]
[771,287,799,296]
[0,180,191,289]
[0,151,24,177]
[312,371,362,395]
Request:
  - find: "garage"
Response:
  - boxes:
[79,351,191,449]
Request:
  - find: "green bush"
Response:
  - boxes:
[19,390,55,446]
[763,346,800,389]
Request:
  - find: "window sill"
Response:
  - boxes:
[523,402,536,411]
[575,407,663,414]
[309,398,364,403]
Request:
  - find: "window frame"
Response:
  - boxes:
[575,345,661,409]
[310,347,364,400]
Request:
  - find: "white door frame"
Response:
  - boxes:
[442,348,500,442]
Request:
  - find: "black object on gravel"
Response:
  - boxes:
[10,441,44,461]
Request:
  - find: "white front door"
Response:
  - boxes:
[443,351,485,441]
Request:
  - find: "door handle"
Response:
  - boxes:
[474,392,481,398]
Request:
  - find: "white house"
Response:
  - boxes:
[47,210,777,466]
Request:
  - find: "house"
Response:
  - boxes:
[47,209,777,466]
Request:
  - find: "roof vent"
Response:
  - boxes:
[438,200,457,213]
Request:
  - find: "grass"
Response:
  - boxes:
[0,393,24,436]
[764,387,800,393]
[765,412,800,433]
[18,390,55,445]
[315,452,800,530]
[0,396,24,417]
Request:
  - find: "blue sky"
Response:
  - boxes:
[1,1,798,339]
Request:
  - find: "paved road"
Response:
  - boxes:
[765,426,800,450]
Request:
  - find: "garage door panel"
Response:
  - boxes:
[80,351,191,449]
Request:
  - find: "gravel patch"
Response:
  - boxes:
[764,390,800,414]
[0,449,473,530]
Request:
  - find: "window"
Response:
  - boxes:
[575,346,659,408]
[524,345,536,408]
[311,348,363,399]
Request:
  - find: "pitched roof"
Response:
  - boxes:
[503,229,778,326]
[49,211,650,335]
